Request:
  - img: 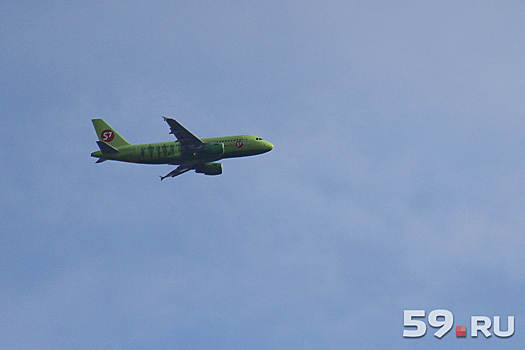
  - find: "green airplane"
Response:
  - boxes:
[91,117,273,180]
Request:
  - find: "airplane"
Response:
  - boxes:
[90,117,273,180]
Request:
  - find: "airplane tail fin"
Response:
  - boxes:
[92,119,132,149]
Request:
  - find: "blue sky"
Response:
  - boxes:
[1,1,525,349]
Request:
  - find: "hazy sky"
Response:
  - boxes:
[2,1,525,349]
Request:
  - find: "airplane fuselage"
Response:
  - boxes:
[91,117,273,179]
[91,135,273,165]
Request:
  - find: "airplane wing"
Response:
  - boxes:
[160,164,193,180]
[163,117,203,146]
[160,118,214,180]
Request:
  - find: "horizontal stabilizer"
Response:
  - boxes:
[96,158,108,163]
[96,141,120,154]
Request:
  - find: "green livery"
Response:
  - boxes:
[91,117,273,180]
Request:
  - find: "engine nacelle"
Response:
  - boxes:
[196,162,222,175]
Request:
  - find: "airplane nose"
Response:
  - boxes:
[266,141,274,151]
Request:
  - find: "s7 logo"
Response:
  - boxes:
[101,130,114,142]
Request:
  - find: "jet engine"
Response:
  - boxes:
[196,162,222,175]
